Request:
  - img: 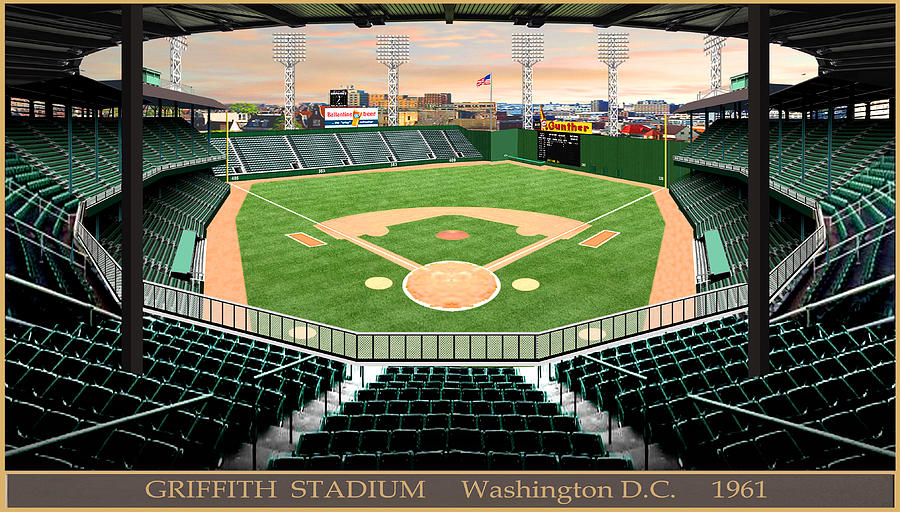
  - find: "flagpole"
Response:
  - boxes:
[489,72,493,131]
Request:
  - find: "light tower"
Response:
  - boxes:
[273,32,306,130]
[704,35,726,98]
[511,32,544,130]
[376,35,410,127]
[167,36,188,91]
[597,32,629,137]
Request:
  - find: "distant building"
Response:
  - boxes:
[241,113,283,131]
[590,99,609,112]
[369,94,424,109]
[632,100,670,115]
[424,93,452,107]
[454,102,496,113]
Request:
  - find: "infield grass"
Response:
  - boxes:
[235,163,664,332]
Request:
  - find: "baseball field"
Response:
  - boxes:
[213,161,684,332]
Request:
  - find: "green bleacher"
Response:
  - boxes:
[676,119,894,201]
[96,171,229,292]
[6,117,222,201]
[669,171,803,290]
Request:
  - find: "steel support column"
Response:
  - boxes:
[705,110,709,159]
[747,4,770,377]
[778,109,782,175]
[801,109,806,183]
[66,102,73,194]
[94,107,100,182]
[121,4,144,374]
[827,105,833,195]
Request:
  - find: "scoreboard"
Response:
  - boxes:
[537,130,581,166]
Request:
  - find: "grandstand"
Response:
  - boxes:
[209,127,482,178]
[3,3,895,482]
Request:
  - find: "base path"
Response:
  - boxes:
[648,188,697,304]
[204,184,249,304]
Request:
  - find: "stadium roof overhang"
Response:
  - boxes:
[5,75,226,110]
[5,4,895,86]
[101,80,227,109]
[675,85,791,114]
[767,76,895,111]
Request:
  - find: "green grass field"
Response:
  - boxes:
[235,163,664,332]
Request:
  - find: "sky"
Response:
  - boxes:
[81,21,818,106]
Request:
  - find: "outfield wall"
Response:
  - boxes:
[489,128,689,186]
[211,125,688,186]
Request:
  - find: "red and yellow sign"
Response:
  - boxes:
[538,105,591,133]
[540,119,592,133]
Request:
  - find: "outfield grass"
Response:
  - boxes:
[235,163,664,332]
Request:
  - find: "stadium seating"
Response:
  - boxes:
[5,315,344,470]
[669,171,803,290]
[557,315,895,470]
[266,366,634,470]
[6,117,221,200]
[5,152,93,301]
[209,128,482,176]
[809,155,895,302]
[676,119,894,201]
[95,171,229,292]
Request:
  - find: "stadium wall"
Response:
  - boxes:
[492,128,689,186]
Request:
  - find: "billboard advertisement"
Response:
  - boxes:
[330,89,348,106]
[324,107,379,128]
[540,119,593,134]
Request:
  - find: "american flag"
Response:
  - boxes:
[476,73,491,86]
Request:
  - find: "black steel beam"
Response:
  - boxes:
[748,5,770,377]
[121,4,144,375]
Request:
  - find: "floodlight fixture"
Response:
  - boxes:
[273,32,307,130]
[512,32,544,130]
[598,32,629,136]
[167,36,188,91]
[703,35,727,98]
[376,35,411,127]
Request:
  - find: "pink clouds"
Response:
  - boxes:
[80,20,817,105]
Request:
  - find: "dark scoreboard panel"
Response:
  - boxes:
[537,131,580,166]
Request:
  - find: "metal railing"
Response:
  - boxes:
[72,161,834,363]
[689,393,895,458]
[82,154,224,210]
[673,154,820,210]
[74,209,750,362]
[768,207,827,298]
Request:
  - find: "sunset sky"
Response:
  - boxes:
[82,21,818,106]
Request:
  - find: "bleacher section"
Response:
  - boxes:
[6,117,221,200]
[267,367,632,470]
[808,155,895,303]
[669,171,803,290]
[338,132,394,165]
[558,316,895,469]
[210,129,483,176]
[5,315,344,470]
[95,171,229,292]
[675,119,894,201]
[6,152,93,301]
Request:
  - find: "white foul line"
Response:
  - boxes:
[230,182,422,270]
[484,188,664,271]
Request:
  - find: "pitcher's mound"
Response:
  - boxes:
[436,230,469,240]
[403,261,500,311]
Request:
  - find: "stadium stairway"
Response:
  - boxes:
[557,314,895,470]
[6,313,344,470]
[265,367,635,470]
